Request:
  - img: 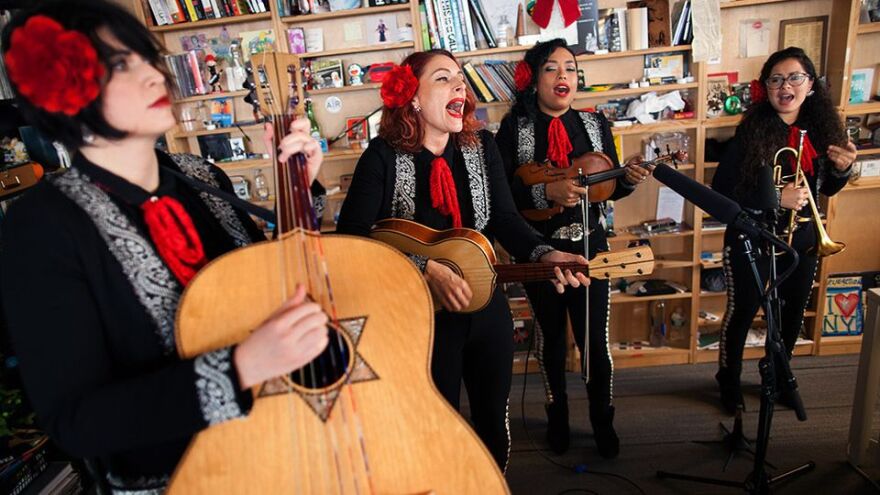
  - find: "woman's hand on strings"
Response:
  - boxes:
[546,179,587,207]
[624,155,650,185]
[780,182,811,211]
[539,250,591,293]
[424,259,473,312]
[234,284,329,389]
[263,119,323,184]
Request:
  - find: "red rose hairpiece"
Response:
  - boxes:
[749,79,767,105]
[380,64,419,109]
[514,61,533,92]
[4,15,105,116]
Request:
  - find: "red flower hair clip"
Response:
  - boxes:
[514,61,533,92]
[380,64,419,109]
[749,79,767,105]
[4,15,105,116]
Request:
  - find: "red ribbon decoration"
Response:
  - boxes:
[547,117,573,168]
[141,196,207,286]
[429,157,462,228]
[531,0,582,29]
[787,126,816,177]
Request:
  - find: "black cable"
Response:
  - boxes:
[517,303,647,495]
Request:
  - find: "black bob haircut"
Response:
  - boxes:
[1,0,168,150]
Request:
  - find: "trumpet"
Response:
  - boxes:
[772,129,845,257]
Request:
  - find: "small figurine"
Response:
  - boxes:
[670,306,687,328]
[348,63,364,86]
[205,54,223,93]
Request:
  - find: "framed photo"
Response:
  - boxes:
[229,137,246,161]
[705,75,731,118]
[779,16,828,75]
[312,59,345,89]
[346,116,369,149]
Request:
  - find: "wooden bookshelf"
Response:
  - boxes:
[173,123,263,138]
[845,101,880,115]
[148,13,272,32]
[857,22,880,34]
[856,147,880,156]
[612,347,691,368]
[280,4,412,23]
[453,45,531,58]
[719,0,793,8]
[575,82,699,101]
[302,41,414,59]
[576,45,692,62]
[307,83,381,96]
[175,90,250,104]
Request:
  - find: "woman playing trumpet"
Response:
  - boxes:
[711,47,857,414]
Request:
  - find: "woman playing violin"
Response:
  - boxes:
[1,1,328,491]
[336,49,590,471]
[494,39,650,459]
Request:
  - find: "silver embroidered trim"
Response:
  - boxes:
[503,397,511,474]
[51,169,181,355]
[529,244,554,262]
[718,245,736,369]
[516,117,535,165]
[603,282,614,403]
[107,472,169,494]
[313,193,327,220]
[391,152,417,220]
[462,140,491,231]
[551,223,585,242]
[407,254,429,272]
[170,154,251,247]
[579,111,603,153]
[531,183,548,209]
[195,346,245,425]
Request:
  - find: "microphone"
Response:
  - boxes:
[755,166,778,211]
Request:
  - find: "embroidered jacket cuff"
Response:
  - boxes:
[531,183,549,209]
[194,346,253,426]
[407,254,429,272]
[829,163,853,178]
[529,244,555,263]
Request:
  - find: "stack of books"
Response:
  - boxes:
[461,60,517,103]
[144,0,271,26]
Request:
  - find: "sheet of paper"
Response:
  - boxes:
[739,19,770,58]
[343,21,364,43]
[656,186,685,223]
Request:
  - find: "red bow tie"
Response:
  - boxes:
[141,195,207,286]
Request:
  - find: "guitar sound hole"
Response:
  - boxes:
[289,326,352,390]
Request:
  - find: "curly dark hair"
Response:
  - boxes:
[506,38,576,121]
[378,50,480,153]
[734,47,847,195]
[1,0,169,150]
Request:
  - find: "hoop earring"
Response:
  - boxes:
[82,128,96,144]
[806,90,815,96]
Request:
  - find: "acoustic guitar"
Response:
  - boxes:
[168,53,509,494]
[371,218,655,314]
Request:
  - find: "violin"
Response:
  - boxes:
[514,150,687,222]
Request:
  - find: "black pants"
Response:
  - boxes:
[527,279,613,408]
[718,224,818,376]
[431,287,513,472]
[527,228,614,411]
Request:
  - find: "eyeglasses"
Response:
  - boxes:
[765,72,812,89]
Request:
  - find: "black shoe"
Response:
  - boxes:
[545,397,570,454]
[716,369,744,415]
[590,404,619,459]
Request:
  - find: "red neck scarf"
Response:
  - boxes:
[547,117,573,168]
[429,157,462,228]
[141,196,207,286]
[788,126,817,177]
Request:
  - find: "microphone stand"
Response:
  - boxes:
[657,213,814,494]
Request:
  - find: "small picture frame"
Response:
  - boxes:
[287,27,306,54]
[229,137,247,161]
[312,59,345,89]
[779,16,828,75]
[230,175,251,200]
[346,116,369,149]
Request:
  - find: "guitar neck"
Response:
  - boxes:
[493,262,588,284]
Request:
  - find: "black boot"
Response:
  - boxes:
[545,394,570,454]
[589,404,619,459]
[716,368,744,415]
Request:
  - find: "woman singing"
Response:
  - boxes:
[1,1,329,491]
[336,49,590,470]
[711,47,857,413]
[494,38,649,459]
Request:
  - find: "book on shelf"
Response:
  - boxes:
[575,0,600,53]
[627,0,670,48]
[421,0,496,52]
[143,0,270,25]
[165,51,209,98]
[625,6,648,51]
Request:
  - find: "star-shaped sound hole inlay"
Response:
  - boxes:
[257,316,378,422]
